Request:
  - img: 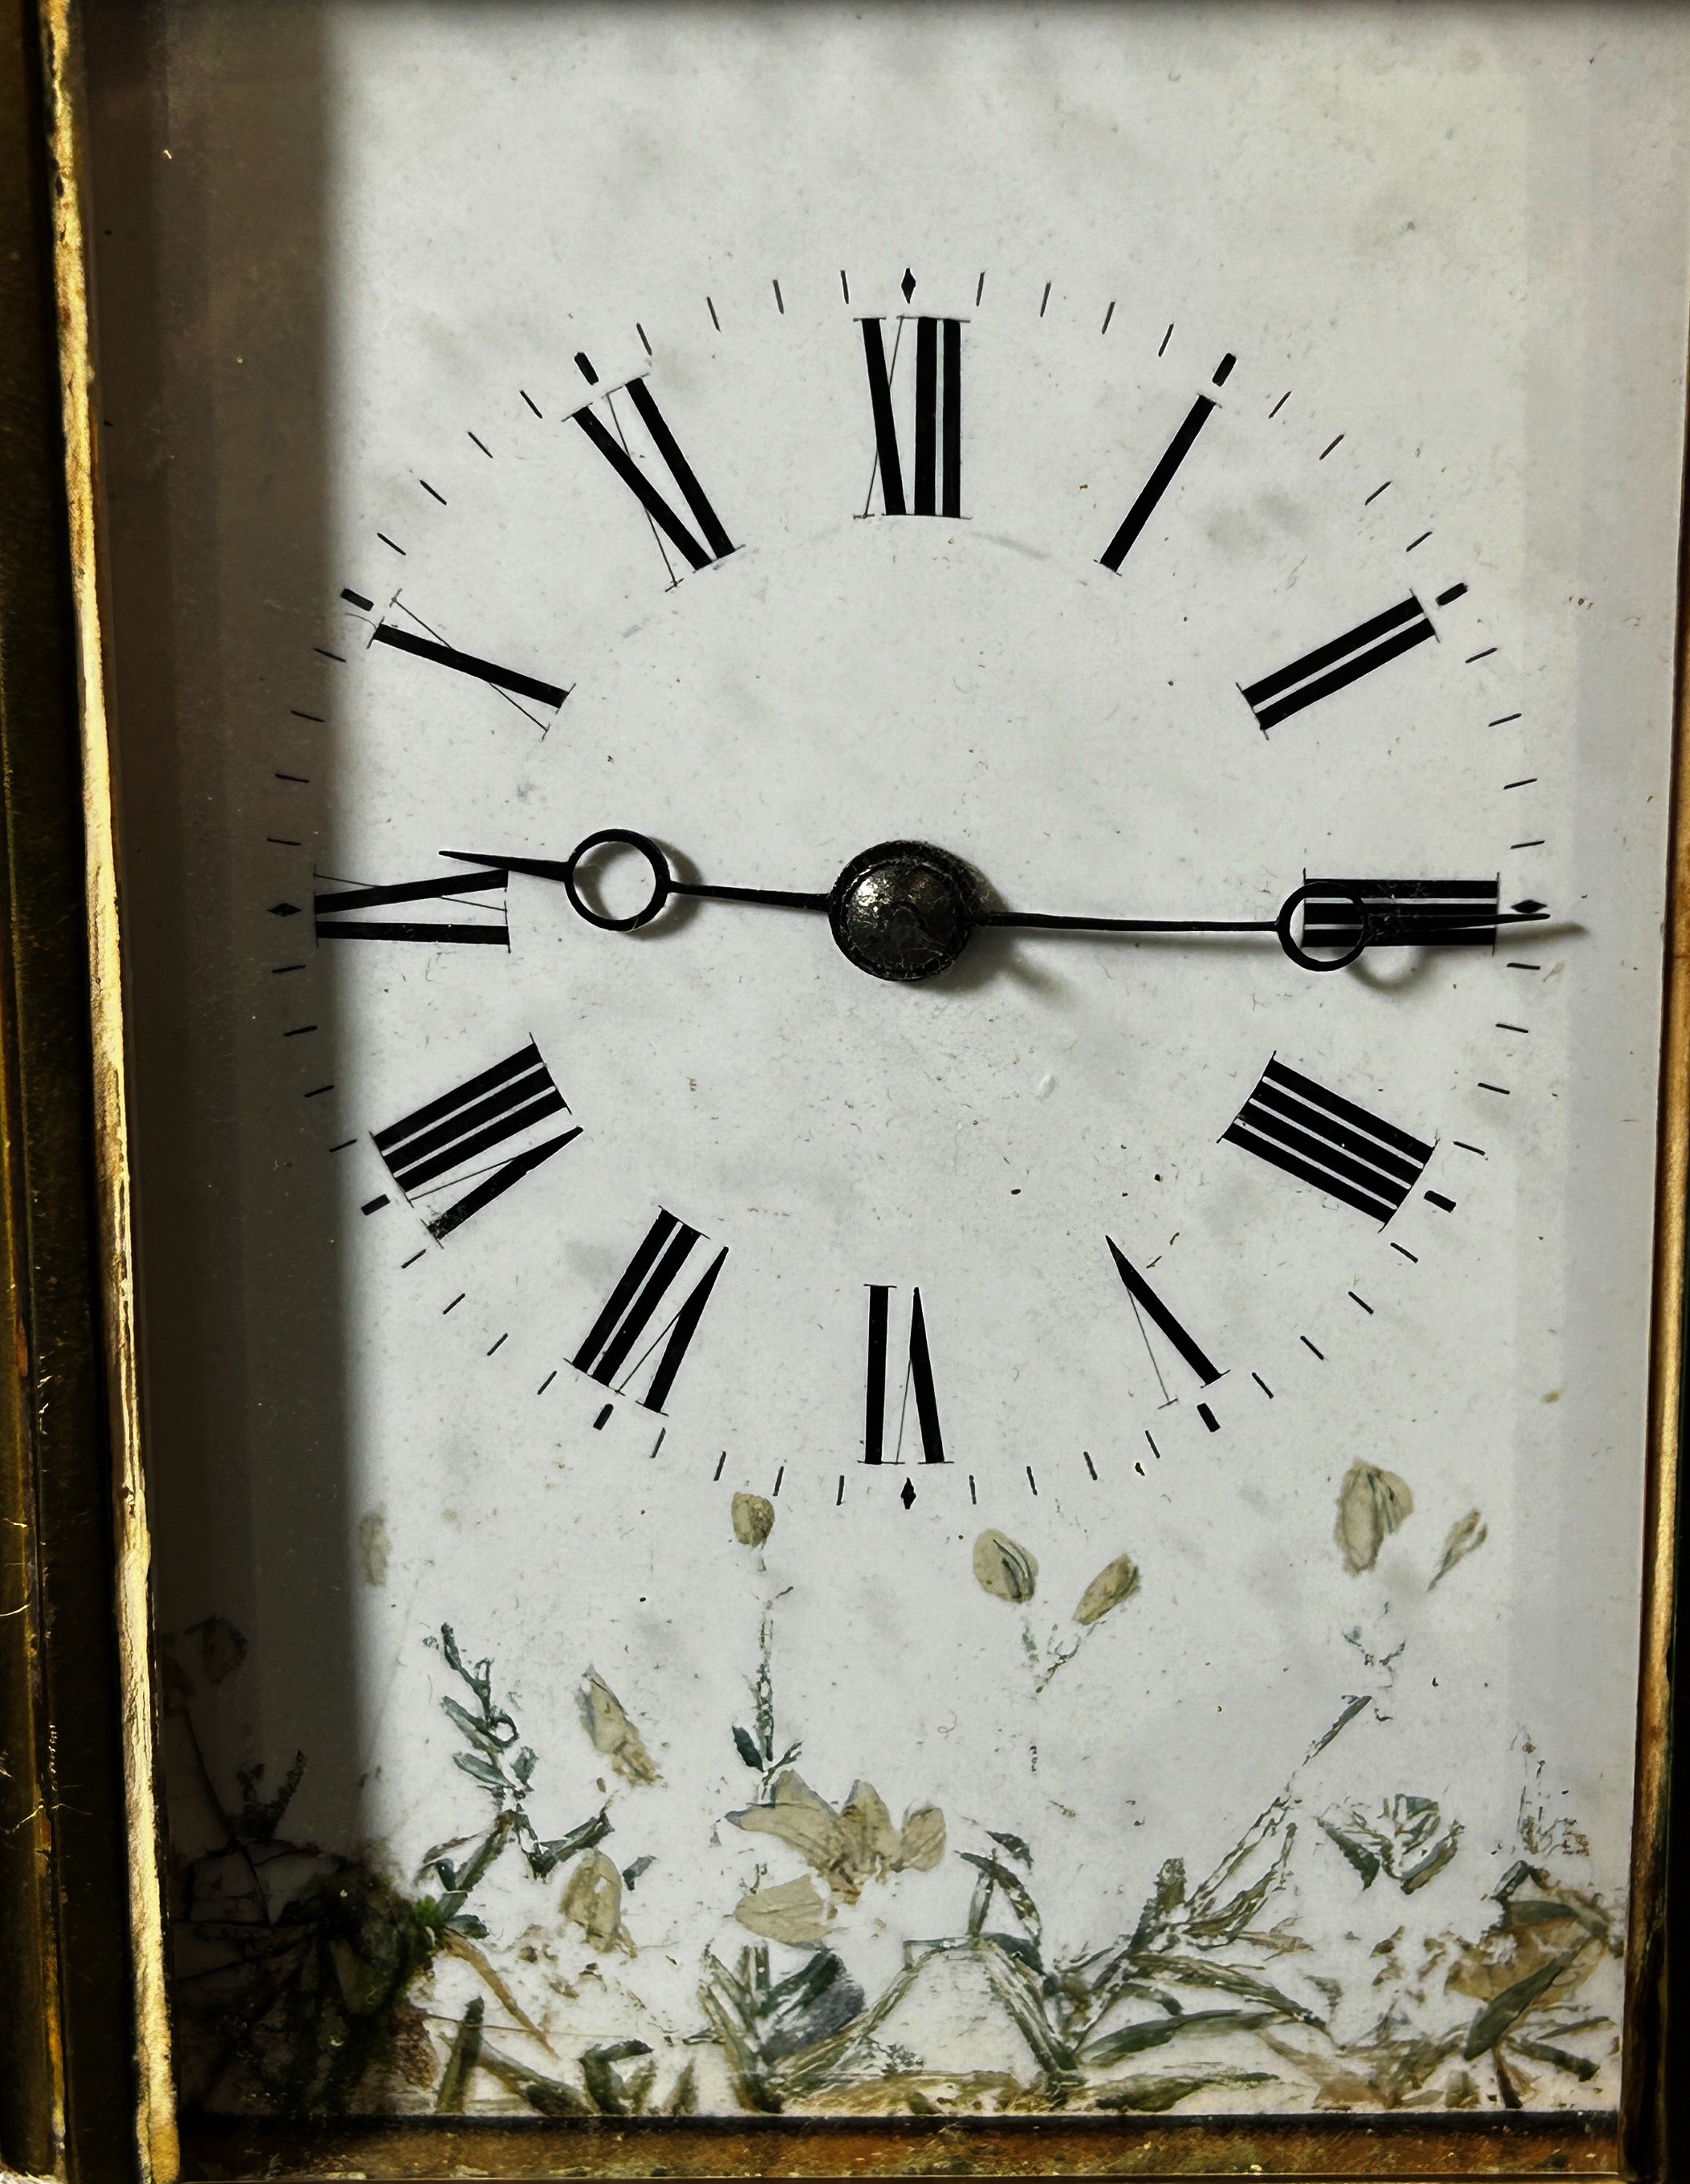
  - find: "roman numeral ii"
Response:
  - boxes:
[372,1039,579,1240]
[863,1286,947,1465]
[572,1210,727,1413]
[1241,584,1466,732]
[1225,1057,1432,1223]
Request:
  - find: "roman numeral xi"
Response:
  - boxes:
[573,1210,727,1413]
[1225,1057,1432,1224]
[863,1286,947,1465]
[1241,584,1467,732]
[571,356,735,576]
[370,1040,579,1240]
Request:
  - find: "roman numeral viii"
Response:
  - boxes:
[860,315,962,518]
[315,868,509,946]
[572,1210,727,1413]
[372,1040,579,1240]
[1225,1057,1432,1223]
[1106,1238,1222,1430]
[863,1286,946,1465]
[1241,584,1466,732]
[571,364,735,577]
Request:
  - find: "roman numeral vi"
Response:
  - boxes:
[863,1286,947,1465]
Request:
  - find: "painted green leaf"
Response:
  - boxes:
[1084,2008,1274,2068]
[1462,1946,1587,2060]
[452,1750,506,1793]
[987,1829,1034,1869]
[1318,1815,1381,1888]
[733,1726,764,1770]
[621,1854,655,1891]
[1094,2068,1275,2113]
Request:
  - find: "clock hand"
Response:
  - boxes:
[441,837,1548,982]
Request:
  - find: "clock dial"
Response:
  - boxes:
[89,0,1690,2131]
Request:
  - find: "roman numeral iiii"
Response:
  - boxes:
[1225,1057,1433,1222]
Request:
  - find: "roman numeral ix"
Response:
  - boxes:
[863,1285,947,1465]
[860,304,962,519]
[1225,1057,1433,1223]
[315,868,510,946]
[1241,584,1466,732]
[371,1039,579,1240]
[571,355,735,577]
[572,1210,727,1413]
[1099,354,1235,571]
[1106,1238,1222,1430]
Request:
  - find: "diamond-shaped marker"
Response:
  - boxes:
[900,268,916,303]
[269,901,302,917]
[900,1479,916,1508]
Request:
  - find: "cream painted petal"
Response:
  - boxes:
[561,1848,635,1955]
[731,1491,775,1548]
[1075,1552,1141,1625]
[897,1803,947,1872]
[1335,1464,1415,1576]
[734,1873,834,1946]
[973,1528,1038,1603]
[578,1670,660,1785]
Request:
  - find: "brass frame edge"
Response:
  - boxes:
[37,2,177,2178]
[1618,275,1690,2182]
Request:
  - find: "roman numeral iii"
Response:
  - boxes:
[1106,1238,1222,1428]
[572,1210,727,1413]
[1241,584,1466,732]
[372,1040,579,1240]
[863,1285,947,1465]
[315,868,510,946]
[571,369,735,575]
[1224,1057,1433,1223]
[860,315,962,518]
[1298,877,1501,954]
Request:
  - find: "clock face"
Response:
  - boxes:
[94,1,1690,2128]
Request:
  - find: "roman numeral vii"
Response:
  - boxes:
[571,1210,728,1413]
